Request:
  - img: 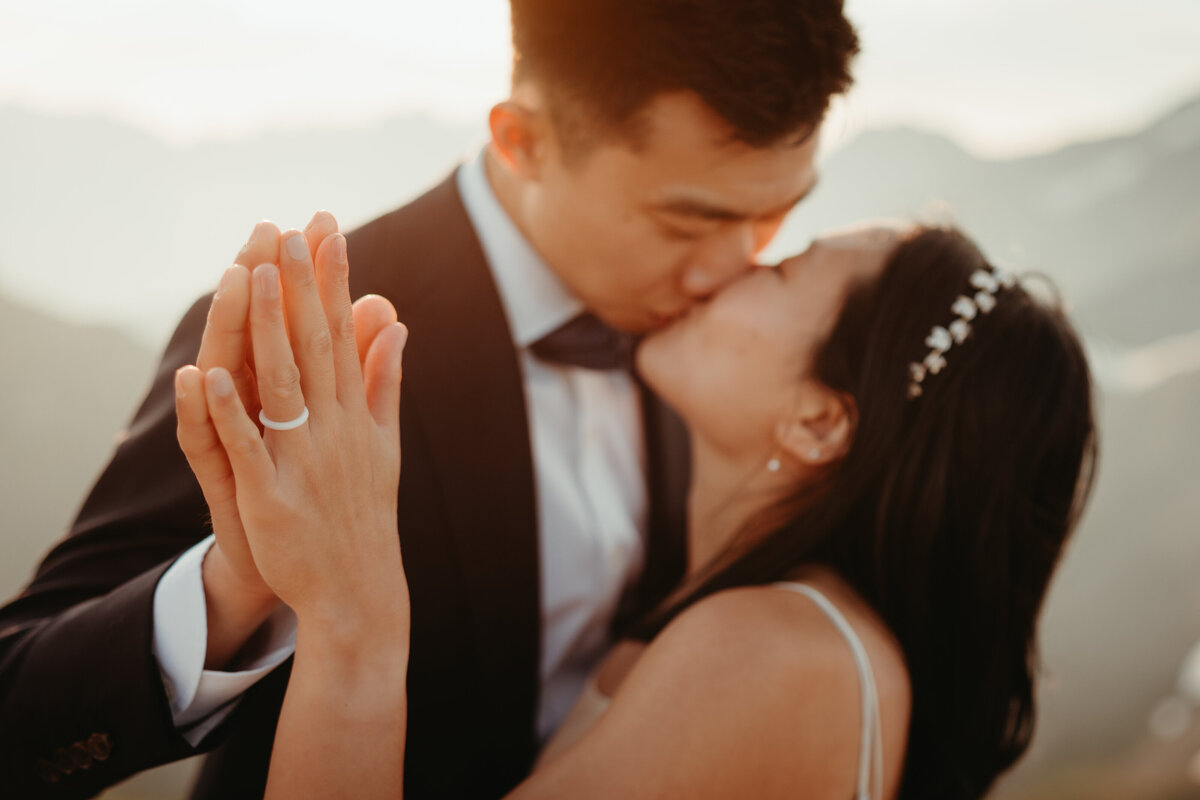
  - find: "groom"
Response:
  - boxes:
[0,1,859,797]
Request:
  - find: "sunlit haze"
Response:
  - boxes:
[1,0,1198,347]
[3,0,1198,157]
[2,7,1200,798]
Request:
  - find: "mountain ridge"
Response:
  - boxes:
[1,91,1199,799]
[2,92,1196,345]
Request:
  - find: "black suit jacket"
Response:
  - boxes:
[0,173,689,799]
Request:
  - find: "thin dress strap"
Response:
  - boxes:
[772,582,884,800]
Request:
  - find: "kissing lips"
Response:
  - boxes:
[650,305,691,329]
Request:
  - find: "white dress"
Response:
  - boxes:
[536,582,885,800]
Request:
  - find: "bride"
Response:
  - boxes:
[175,219,1096,799]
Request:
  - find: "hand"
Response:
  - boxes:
[176,213,403,667]
[197,227,409,637]
[178,213,338,604]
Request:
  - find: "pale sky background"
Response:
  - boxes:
[1,9,1199,796]
[2,0,1199,158]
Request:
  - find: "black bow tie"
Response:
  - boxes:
[529,312,637,371]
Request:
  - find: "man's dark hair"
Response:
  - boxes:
[510,0,859,152]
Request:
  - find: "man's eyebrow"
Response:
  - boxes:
[649,179,819,222]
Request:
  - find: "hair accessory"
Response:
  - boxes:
[907,265,1016,399]
[951,296,978,321]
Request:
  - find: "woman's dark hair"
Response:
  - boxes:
[631,227,1098,798]
[509,0,859,154]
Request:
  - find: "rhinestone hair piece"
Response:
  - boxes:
[907,265,1016,399]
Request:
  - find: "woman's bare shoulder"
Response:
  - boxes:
[516,580,910,799]
[662,581,908,722]
[698,576,913,798]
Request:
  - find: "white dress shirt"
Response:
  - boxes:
[152,149,648,745]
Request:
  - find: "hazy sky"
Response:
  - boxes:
[2,0,1198,157]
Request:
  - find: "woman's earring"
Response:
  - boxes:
[766,456,782,473]
[808,448,821,461]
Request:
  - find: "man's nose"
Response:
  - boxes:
[680,225,756,298]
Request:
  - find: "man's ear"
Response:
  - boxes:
[775,380,857,468]
[488,98,551,181]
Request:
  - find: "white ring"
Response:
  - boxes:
[259,406,309,431]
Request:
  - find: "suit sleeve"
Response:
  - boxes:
[0,293,239,798]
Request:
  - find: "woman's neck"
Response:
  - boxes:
[685,436,797,578]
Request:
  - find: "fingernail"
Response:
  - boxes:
[331,233,346,262]
[237,223,268,262]
[305,210,330,231]
[175,368,187,398]
[210,369,234,398]
[255,264,279,298]
[396,323,409,351]
[248,220,271,245]
[285,233,308,261]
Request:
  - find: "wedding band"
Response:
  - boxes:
[259,406,309,431]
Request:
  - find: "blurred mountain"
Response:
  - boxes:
[0,293,203,799]
[1,95,1197,346]
[992,368,1200,800]
[0,292,155,594]
[776,94,1200,798]
[0,95,1198,798]
[0,106,484,341]
[782,94,1200,797]
[775,94,1200,347]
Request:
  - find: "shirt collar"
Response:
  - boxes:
[456,148,584,348]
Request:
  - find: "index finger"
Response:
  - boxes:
[235,221,281,268]
[197,220,280,406]
[197,266,256,411]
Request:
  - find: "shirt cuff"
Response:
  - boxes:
[152,535,297,744]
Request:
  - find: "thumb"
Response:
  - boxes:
[363,322,408,432]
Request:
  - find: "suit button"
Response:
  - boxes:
[53,748,76,775]
[36,759,61,783]
[69,742,94,771]
[87,732,112,761]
